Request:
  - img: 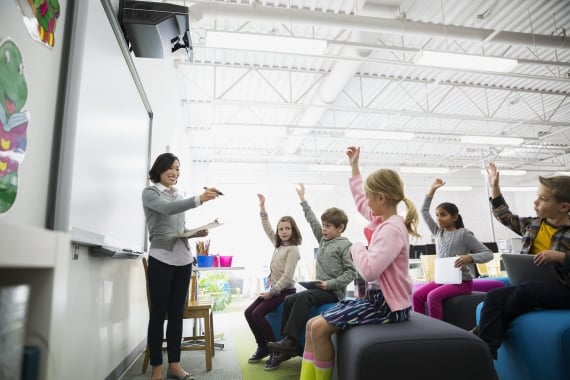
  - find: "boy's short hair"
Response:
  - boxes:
[321,207,348,233]
[539,175,570,203]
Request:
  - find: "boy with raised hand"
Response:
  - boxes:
[472,162,570,361]
[266,183,356,367]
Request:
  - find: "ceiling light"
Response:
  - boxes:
[309,164,351,172]
[501,187,538,192]
[205,31,327,55]
[461,135,524,145]
[555,171,570,176]
[400,167,450,174]
[415,50,518,72]
[479,169,527,176]
[437,186,473,192]
[210,162,267,170]
[345,130,414,140]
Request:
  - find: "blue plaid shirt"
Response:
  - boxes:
[491,194,570,288]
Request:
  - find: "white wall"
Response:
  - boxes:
[1,1,150,379]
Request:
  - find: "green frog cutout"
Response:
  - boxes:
[0,38,29,213]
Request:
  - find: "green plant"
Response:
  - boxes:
[198,272,232,312]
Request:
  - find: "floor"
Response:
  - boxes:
[120,296,249,380]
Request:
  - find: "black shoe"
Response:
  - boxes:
[264,353,281,371]
[248,346,270,363]
[267,336,301,353]
[275,352,293,362]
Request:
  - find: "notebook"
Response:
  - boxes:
[434,257,462,284]
[501,254,559,286]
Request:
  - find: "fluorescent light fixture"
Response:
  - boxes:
[309,164,351,172]
[462,135,524,146]
[501,187,538,192]
[415,50,518,72]
[555,171,570,176]
[345,130,414,140]
[400,167,450,174]
[437,186,473,192]
[205,31,327,55]
[210,162,267,170]
[480,169,527,176]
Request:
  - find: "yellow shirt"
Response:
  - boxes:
[530,221,557,254]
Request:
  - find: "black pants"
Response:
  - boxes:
[281,288,338,340]
[478,280,570,359]
[147,256,192,366]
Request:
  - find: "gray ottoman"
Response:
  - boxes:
[332,311,495,380]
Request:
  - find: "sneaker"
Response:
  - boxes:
[248,346,270,363]
[264,353,281,371]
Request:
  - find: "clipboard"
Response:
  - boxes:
[434,257,462,284]
[176,219,223,238]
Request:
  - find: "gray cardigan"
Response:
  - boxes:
[142,185,199,251]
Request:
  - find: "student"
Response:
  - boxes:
[142,153,221,380]
[267,183,356,367]
[298,146,420,380]
[244,194,302,371]
[472,162,570,360]
[412,178,493,320]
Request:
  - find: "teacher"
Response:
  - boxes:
[142,152,221,380]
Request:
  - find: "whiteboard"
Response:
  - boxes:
[53,0,151,252]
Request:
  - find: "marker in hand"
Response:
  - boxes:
[203,186,224,196]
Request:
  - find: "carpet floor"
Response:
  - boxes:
[120,295,303,380]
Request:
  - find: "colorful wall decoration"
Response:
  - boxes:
[0,38,29,213]
[15,0,61,48]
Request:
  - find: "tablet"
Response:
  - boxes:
[298,281,320,289]
[434,257,462,284]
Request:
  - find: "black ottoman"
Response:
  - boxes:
[332,311,495,380]
[442,291,486,330]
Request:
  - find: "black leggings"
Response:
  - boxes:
[147,256,192,366]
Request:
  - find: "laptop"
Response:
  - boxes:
[501,254,560,286]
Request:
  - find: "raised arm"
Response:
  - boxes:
[346,146,361,177]
[486,162,502,199]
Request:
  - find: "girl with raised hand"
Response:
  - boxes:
[299,146,420,380]
[244,193,302,371]
[412,178,493,320]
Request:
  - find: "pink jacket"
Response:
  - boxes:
[349,175,412,311]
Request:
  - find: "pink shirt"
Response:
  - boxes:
[349,175,412,311]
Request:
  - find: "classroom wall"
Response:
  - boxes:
[1,1,150,379]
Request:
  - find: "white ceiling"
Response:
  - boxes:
[164,0,570,187]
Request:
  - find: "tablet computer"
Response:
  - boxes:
[298,281,320,289]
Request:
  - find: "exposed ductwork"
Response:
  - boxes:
[187,1,570,50]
